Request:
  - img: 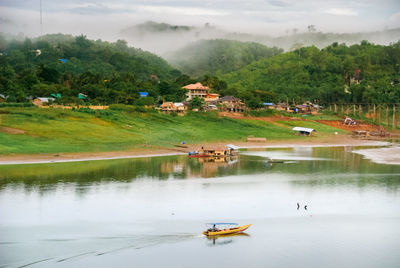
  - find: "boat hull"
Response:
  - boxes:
[203,224,251,236]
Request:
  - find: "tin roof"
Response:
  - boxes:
[292,127,315,133]
[36,97,55,102]
[218,96,241,102]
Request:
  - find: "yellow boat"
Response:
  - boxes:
[203,223,252,236]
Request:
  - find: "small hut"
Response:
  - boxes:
[292,127,315,136]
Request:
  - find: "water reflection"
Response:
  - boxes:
[1,146,400,268]
[0,147,400,195]
[205,233,250,247]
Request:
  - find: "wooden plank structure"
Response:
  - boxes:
[328,103,399,130]
[190,145,238,157]
[246,137,267,142]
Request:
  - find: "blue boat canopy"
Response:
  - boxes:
[206,222,238,225]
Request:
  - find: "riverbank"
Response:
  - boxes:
[0,135,391,165]
[352,145,400,165]
[0,107,346,155]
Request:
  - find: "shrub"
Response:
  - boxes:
[0,102,35,108]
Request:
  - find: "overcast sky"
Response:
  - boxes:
[1,0,400,39]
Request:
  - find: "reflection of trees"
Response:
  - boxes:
[0,155,260,195]
[1,147,399,195]
[0,156,185,194]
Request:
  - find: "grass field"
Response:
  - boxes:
[0,106,346,155]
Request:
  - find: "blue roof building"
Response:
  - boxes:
[139,92,149,98]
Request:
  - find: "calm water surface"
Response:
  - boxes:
[0,146,399,267]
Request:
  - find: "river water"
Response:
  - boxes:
[0,146,399,267]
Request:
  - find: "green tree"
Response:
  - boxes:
[189,96,204,110]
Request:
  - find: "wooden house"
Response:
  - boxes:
[160,102,187,113]
[32,97,55,106]
[263,103,276,109]
[202,145,238,157]
[218,96,246,112]
[182,82,210,101]
[190,144,238,157]
[295,104,309,114]
[275,103,289,111]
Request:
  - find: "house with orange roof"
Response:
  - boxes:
[182,82,212,101]
[204,93,220,102]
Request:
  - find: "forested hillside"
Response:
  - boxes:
[1,34,400,107]
[221,41,400,104]
[167,39,282,77]
[0,34,189,104]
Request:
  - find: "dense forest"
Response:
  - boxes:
[1,33,400,107]
[221,41,400,105]
[167,39,282,77]
[0,34,191,104]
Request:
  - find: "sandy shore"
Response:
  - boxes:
[0,135,392,165]
[352,145,400,165]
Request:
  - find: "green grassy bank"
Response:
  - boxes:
[0,106,345,155]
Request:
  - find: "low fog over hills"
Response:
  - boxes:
[120,21,400,56]
[165,39,283,77]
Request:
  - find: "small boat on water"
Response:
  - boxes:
[203,223,252,236]
[188,151,208,158]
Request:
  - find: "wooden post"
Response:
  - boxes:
[353,104,356,115]
[393,105,396,129]
[373,104,376,122]
[334,104,337,113]
[341,105,344,114]
[386,105,389,127]
[378,105,381,124]
[329,104,332,112]
[359,104,362,117]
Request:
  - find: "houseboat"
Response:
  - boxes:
[188,144,238,158]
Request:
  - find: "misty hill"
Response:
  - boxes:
[120,21,400,55]
[220,41,400,104]
[122,21,195,34]
[166,39,283,77]
[0,34,183,103]
[120,21,225,55]
[256,28,400,51]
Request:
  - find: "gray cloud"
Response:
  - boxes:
[268,0,289,7]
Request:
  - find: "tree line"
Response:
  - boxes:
[1,34,399,108]
[0,34,191,105]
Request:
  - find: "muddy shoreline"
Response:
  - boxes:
[0,135,393,165]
